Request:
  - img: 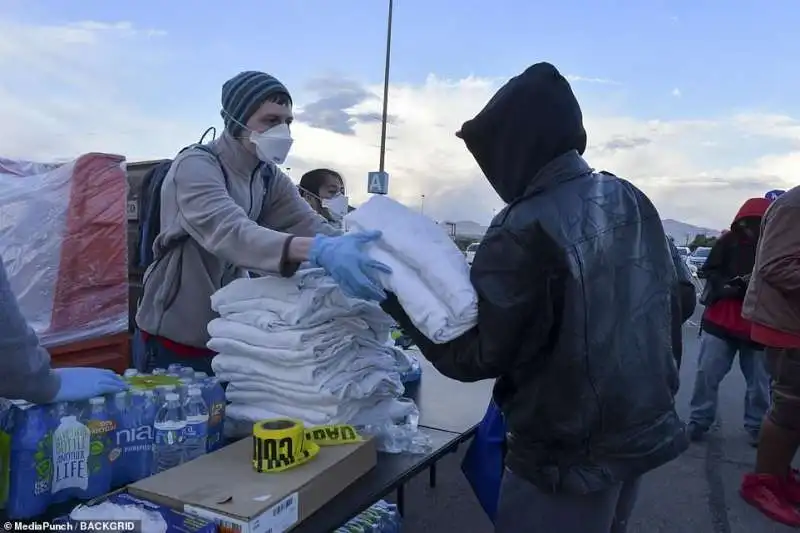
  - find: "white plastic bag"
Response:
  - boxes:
[0,154,129,347]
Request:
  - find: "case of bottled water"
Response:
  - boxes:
[0,363,227,519]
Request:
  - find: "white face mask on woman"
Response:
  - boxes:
[322,194,349,220]
[250,123,294,164]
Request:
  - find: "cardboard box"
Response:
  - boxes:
[129,437,376,533]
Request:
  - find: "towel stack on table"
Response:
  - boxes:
[208,268,416,430]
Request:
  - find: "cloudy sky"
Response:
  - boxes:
[1,1,799,230]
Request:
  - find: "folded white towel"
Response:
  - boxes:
[212,351,403,393]
[345,195,478,343]
[210,339,402,385]
[226,396,416,428]
[211,274,392,334]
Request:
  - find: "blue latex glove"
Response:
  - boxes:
[52,367,129,402]
[309,230,392,301]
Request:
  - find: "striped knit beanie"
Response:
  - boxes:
[220,71,292,136]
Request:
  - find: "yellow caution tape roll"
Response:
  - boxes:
[252,419,363,473]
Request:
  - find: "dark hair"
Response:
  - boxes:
[299,168,344,197]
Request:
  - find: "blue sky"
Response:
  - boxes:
[13,0,800,119]
[1,1,799,228]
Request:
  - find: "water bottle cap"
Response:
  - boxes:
[194,372,208,378]
[179,378,193,384]
[188,387,201,396]
[165,393,179,402]
[114,391,127,398]
[89,397,105,405]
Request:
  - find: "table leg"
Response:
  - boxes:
[396,483,405,516]
[429,463,437,488]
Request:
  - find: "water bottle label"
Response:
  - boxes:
[52,416,91,493]
[117,424,154,453]
[155,426,185,446]
[184,420,208,439]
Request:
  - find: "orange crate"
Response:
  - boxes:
[48,332,131,374]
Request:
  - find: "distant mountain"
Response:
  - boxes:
[445,218,722,243]
[661,219,721,245]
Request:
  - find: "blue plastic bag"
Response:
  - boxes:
[461,400,506,523]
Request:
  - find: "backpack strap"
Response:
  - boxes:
[151,144,228,262]
[184,144,229,188]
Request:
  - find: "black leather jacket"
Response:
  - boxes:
[382,63,688,495]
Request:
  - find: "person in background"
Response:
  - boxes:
[0,257,128,403]
[687,198,771,447]
[135,71,389,374]
[380,62,687,533]
[298,168,350,228]
[739,186,800,527]
[668,236,698,368]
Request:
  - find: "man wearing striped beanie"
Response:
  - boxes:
[135,70,391,374]
[220,71,296,163]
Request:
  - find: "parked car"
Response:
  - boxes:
[687,246,712,270]
[465,242,479,266]
[675,246,690,259]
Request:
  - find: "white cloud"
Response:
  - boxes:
[0,18,796,230]
[671,88,682,97]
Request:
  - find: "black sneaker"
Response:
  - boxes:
[687,422,706,442]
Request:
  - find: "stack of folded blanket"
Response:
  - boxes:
[208,268,415,429]
[344,195,478,343]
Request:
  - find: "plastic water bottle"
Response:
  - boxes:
[152,393,187,474]
[155,385,176,404]
[176,378,193,404]
[111,392,131,486]
[82,397,114,499]
[166,364,183,378]
[179,367,196,380]
[123,369,139,378]
[194,371,208,381]
[151,368,167,375]
[183,387,209,462]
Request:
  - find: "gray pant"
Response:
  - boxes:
[688,332,769,435]
[495,469,641,533]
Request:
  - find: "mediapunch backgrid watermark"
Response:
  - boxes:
[3,521,139,532]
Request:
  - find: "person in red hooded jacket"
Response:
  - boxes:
[687,197,772,446]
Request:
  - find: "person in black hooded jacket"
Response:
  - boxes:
[380,63,689,533]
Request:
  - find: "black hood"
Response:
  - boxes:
[458,62,587,203]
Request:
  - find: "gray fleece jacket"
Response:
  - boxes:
[135,132,339,349]
[0,256,61,403]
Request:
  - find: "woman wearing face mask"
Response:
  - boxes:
[299,168,350,227]
[135,71,390,374]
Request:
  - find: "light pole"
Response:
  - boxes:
[420,194,425,214]
[366,0,394,197]
[378,0,394,175]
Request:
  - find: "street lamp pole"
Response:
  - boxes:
[378,0,394,174]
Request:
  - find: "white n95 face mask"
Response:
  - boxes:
[322,194,349,220]
[250,123,293,164]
